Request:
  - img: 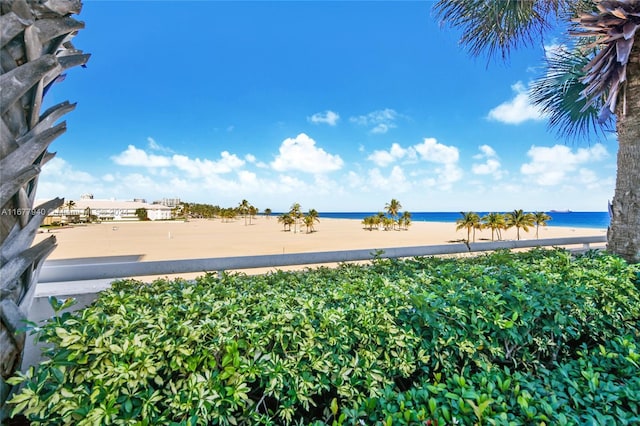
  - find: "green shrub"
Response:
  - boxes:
[8,249,640,425]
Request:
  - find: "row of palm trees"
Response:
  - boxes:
[362,199,412,231]
[179,201,265,223]
[278,203,320,233]
[456,210,552,243]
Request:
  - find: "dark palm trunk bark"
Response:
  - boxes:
[608,42,640,263]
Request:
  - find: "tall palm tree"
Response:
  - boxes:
[533,211,552,239]
[0,0,89,413]
[65,200,76,214]
[482,212,506,241]
[65,199,76,223]
[238,199,250,225]
[385,199,402,229]
[83,207,93,223]
[456,211,480,243]
[434,0,640,263]
[289,202,302,234]
[505,209,535,241]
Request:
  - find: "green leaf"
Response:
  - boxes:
[330,397,339,416]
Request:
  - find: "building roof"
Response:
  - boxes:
[37,199,173,211]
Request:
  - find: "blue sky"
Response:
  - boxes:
[37,0,617,212]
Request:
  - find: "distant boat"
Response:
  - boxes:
[549,209,572,213]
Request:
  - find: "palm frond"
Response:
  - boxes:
[530,43,614,141]
[571,0,640,122]
[433,0,571,59]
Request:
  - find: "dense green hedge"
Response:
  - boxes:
[8,249,640,425]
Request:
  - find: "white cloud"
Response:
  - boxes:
[347,171,365,188]
[367,142,412,167]
[371,123,391,134]
[368,150,396,167]
[472,159,501,176]
[544,42,569,59]
[173,151,245,178]
[472,144,503,179]
[487,81,546,124]
[414,138,459,164]
[245,154,256,163]
[41,157,97,183]
[368,138,459,170]
[112,145,245,177]
[365,137,462,191]
[521,144,608,186]
[473,144,497,159]
[308,110,340,126]
[147,137,174,153]
[112,145,172,167]
[36,157,100,200]
[350,108,398,134]
[368,166,410,191]
[271,133,343,174]
[413,138,462,189]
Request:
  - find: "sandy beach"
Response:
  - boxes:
[34,217,606,273]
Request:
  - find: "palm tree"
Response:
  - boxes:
[249,205,258,223]
[220,208,236,222]
[65,200,76,223]
[456,211,480,243]
[278,213,293,232]
[505,209,535,241]
[482,212,506,241]
[533,211,552,239]
[238,199,250,225]
[385,199,402,229]
[362,216,375,231]
[400,211,412,230]
[0,0,89,411]
[434,0,640,263]
[303,209,320,233]
[84,207,93,223]
[264,208,272,219]
[289,202,302,233]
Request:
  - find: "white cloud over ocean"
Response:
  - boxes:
[521,144,608,186]
[366,138,463,190]
[271,133,344,174]
[472,144,503,179]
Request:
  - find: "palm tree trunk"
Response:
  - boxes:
[608,42,640,264]
[0,0,89,416]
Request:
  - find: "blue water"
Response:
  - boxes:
[317,211,609,229]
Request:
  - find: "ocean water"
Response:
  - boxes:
[317,211,610,229]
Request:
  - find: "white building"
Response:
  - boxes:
[44,199,173,222]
